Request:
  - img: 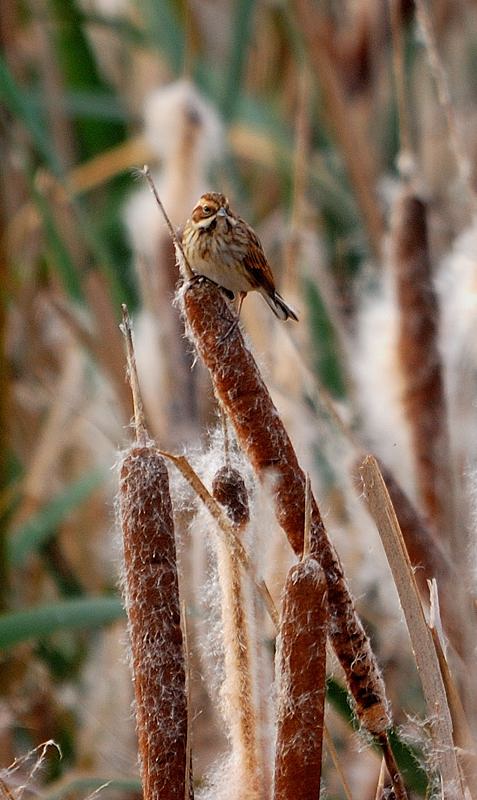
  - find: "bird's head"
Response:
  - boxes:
[191,192,231,228]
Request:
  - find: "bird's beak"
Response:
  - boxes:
[217,207,227,217]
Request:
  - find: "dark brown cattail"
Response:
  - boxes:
[119,447,188,800]
[212,466,250,529]
[182,279,392,740]
[273,558,327,800]
[391,190,452,539]
[212,465,262,799]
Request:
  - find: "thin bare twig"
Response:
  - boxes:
[120,305,147,446]
[141,165,194,280]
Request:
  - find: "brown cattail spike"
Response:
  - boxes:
[183,278,391,739]
[119,447,188,800]
[274,558,327,800]
[391,190,451,538]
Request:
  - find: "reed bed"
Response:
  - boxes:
[2,1,477,799]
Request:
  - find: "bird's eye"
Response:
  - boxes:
[203,205,211,214]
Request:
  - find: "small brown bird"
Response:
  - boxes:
[182,192,298,321]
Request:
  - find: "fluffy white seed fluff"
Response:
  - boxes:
[350,264,417,502]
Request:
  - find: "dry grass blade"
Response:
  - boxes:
[363,460,465,659]
[428,582,477,799]
[159,450,279,630]
[6,137,153,252]
[359,454,464,799]
[273,557,327,800]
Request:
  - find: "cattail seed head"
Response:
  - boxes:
[119,445,188,800]
[212,466,250,530]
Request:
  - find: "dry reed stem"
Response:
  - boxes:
[391,190,452,539]
[212,466,261,799]
[375,460,451,594]
[182,278,392,742]
[359,455,464,800]
[273,557,327,800]
[293,0,384,257]
[119,308,189,800]
[375,734,407,800]
[323,726,353,800]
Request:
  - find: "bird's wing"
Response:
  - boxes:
[239,221,276,293]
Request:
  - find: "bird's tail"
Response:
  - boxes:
[261,289,299,321]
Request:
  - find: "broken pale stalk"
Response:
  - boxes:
[359,454,464,800]
[142,165,194,280]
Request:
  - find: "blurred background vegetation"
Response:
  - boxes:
[1,0,477,797]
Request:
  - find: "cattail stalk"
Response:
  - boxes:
[181,280,394,749]
[391,190,452,541]
[212,466,261,799]
[273,557,327,800]
[118,308,189,800]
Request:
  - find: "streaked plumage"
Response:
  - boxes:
[182,192,298,321]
